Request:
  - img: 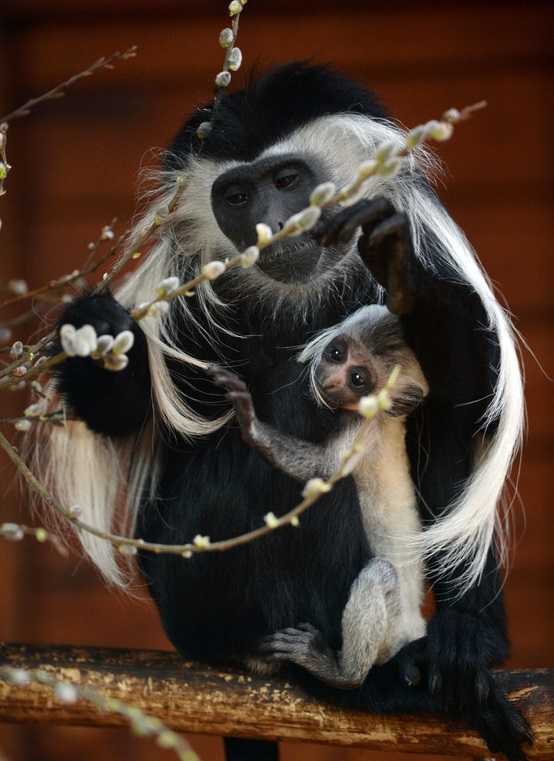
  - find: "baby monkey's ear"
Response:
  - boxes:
[387,355,429,418]
[388,383,427,417]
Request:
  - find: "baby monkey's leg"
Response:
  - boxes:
[259,559,400,689]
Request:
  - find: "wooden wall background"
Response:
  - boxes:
[0,2,552,759]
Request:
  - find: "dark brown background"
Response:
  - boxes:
[0,2,552,759]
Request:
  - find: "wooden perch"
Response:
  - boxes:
[0,644,552,757]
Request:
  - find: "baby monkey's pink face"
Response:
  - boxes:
[316,334,390,412]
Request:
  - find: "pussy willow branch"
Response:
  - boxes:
[0,47,138,124]
[0,124,9,197]
[1,102,484,555]
[0,666,198,761]
[210,1,246,118]
[0,521,68,557]
[0,219,120,311]
[0,103,482,384]
[31,99,486,378]
[273,100,487,217]
[0,308,45,331]
[126,101,487,319]
[0,217,125,380]
[0,411,64,426]
[0,382,387,559]
[0,335,52,384]
[94,178,187,293]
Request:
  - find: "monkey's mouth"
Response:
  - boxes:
[256,238,326,283]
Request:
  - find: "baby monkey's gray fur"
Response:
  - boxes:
[210,305,429,689]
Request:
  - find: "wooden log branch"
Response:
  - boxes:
[0,644,552,758]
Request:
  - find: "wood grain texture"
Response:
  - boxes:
[0,644,552,758]
[0,645,554,759]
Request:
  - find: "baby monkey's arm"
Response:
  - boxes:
[208,366,334,481]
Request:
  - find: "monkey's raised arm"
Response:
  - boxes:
[208,366,334,482]
[55,292,152,437]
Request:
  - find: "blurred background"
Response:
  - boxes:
[0,1,552,759]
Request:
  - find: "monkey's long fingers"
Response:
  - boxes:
[365,212,416,315]
[316,197,395,247]
[258,634,300,655]
[259,628,320,661]
[367,212,410,250]
[296,622,320,635]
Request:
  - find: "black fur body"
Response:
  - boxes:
[55,64,531,760]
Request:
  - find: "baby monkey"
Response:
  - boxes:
[210,305,429,689]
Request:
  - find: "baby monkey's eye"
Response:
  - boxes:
[324,337,347,364]
[348,366,372,393]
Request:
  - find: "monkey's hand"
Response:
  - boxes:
[395,611,533,761]
[318,197,417,315]
[55,291,151,437]
[208,366,332,481]
[206,366,257,446]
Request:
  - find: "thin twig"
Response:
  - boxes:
[0,124,10,197]
[0,335,53,383]
[0,219,121,311]
[0,377,388,559]
[2,103,484,557]
[95,178,187,293]
[0,521,68,557]
[0,47,138,124]
[0,308,42,330]
[211,5,243,117]
[132,101,487,318]
[0,411,64,426]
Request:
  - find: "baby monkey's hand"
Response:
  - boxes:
[206,365,257,446]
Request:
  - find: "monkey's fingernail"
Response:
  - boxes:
[404,664,421,687]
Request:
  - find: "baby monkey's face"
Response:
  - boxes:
[316,334,388,411]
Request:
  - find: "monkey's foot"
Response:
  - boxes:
[316,196,417,315]
[206,365,256,440]
[395,611,533,761]
[259,624,361,689]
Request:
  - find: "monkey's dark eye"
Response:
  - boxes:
[349,367,371,392]
[224,185,250,207]
[274,168,300,191]
[323,338,347,364]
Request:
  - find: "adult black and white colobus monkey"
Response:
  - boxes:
[43,63,530,759]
